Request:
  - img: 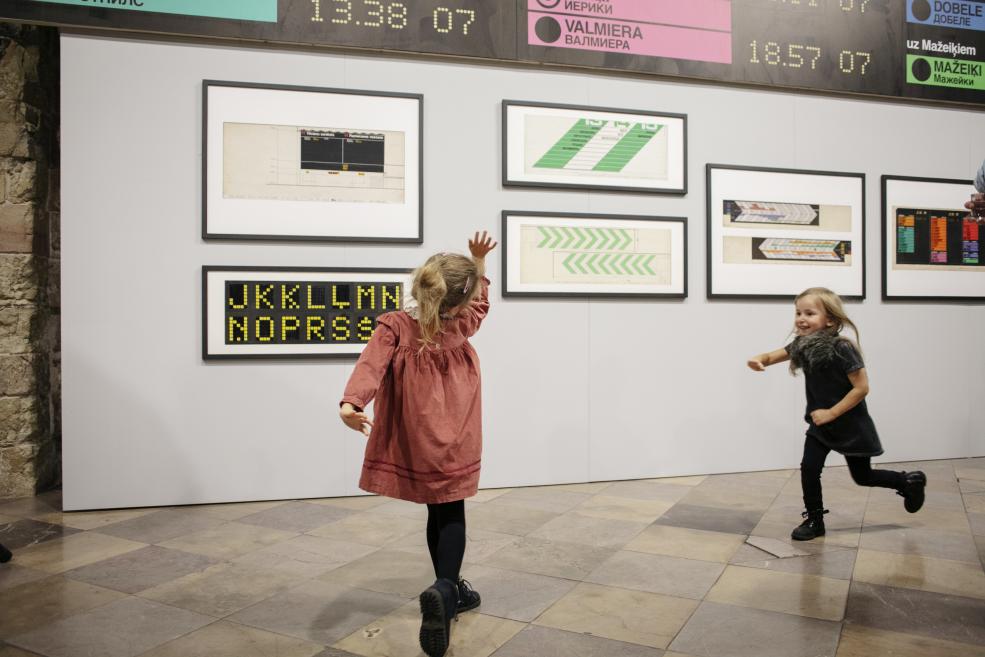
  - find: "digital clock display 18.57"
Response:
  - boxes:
[3,0,984,106]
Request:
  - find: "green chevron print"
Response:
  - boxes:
[533,119,605,169]
[536,226,633,251]
[593,123,661,172]
[561,252,658,276]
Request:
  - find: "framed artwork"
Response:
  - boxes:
[202,266,411,360]
[706,164,865,299]
[881,175,981,301]
[203,80,423,243]
[501,211,687,298]
[502,100,687,194]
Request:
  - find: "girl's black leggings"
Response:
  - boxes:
[426,500,466,583]
[801,434,904,511]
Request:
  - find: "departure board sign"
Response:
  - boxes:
[202,266,409,359]
[4,0,984,106]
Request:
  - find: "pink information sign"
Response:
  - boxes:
[528,0,732,65]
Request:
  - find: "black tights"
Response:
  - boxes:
[801,434,904,510]
[426,500,466,583]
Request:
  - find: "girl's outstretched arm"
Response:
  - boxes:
[747,347,790,371]
[811,367,869,426]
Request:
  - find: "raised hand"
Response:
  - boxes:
[468,230,497,259]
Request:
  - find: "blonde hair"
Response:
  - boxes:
[411,253,479,349]
[791,287,861,373]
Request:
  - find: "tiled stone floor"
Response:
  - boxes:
[1,457,984,657]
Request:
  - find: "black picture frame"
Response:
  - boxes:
[202,265,412,360]
[501,210,688,299]
[881,175,981,302]
[202,80,423,243]
[502,100,687,195]
[706,164,866,300]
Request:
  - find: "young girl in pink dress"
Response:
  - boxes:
[339,231,496,657]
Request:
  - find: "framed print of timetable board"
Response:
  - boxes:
[502,101,687,194]
[502,211,687,298]
[203,80,422,242]
[881,175,982,301]
[706,165,865,300]
[202,266,411,359]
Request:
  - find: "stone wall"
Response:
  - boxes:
[0,23,59,499]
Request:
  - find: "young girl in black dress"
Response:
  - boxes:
[747,287,926,540]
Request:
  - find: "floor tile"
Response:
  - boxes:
[0,563,49,591]
[317,548,434,598]
[462,624,663,657]
[0,493,61,519]
[679,486,776,513]
[64,545,218,593]
[463,528,519,564]
[853,548,985,599]
[969,512,985,536]
[963,493,985,514]
[655,503,764,535]
[481,536,614,580]
[237,501,353,533]
[585,550,724,600]
[451,564,576,622]
[233,534,379,578]
[138,560,306,617]
[7,596,213,657]
[527,512,648,550]
[730,543,858,580]
[468,488,514,503]
[309,495,390,511]
[653,475,707,486]
[12,532,146,574]
[533,582,698,649]
[601,480,692,503]
[835,625,985,657]
[464,502,558,536]
[306,511,420,547]
[32,509,153,531]
[486,488,593,515]
[138,620,324,657]
[366,499,428,519]
[333,601,524,657]
[228,580,407,644]
[97,509,224,544]
[669,601,841,657]
[624,525,745,563]
[0,576,125,638]
[1,518,81,553]
[0,645,44,656]
[845,581,985,645]
[573,495,673,524]
[156,521,296,560]
[537,481,614,494]
[185,500,289,521]
[863,504,972,533]
[859,525,981,563]
[706,565,849,621]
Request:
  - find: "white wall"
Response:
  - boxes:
[60,34,985,511]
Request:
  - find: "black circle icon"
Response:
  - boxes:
[535,16,562,44]
[911,0,931,21]
[536,0,561,7]
[911,57,931,81]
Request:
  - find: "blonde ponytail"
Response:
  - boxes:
[410,253,480,349]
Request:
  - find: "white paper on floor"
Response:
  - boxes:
[745,535,811,558]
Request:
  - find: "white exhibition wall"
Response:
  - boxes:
[61,34,985,510]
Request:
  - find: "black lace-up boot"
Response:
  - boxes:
[419,577,457,657]
[897,471,927,513]
[456,577,481,613]
[791,509,828,541]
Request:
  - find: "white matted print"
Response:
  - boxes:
[502,211,687,298]
[204,81,422,242]
[881,175,982,301]
[202,267,411,359]
[707,165,865,299]
[503,101,686,194]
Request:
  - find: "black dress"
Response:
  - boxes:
[786,335,883,457]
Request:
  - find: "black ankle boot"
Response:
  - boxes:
[791,509,828,541]
[456,577,481,613]
[419,578,457,657]
[897,471,927,513]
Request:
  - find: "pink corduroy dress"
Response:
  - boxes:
[341,278,490,504]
